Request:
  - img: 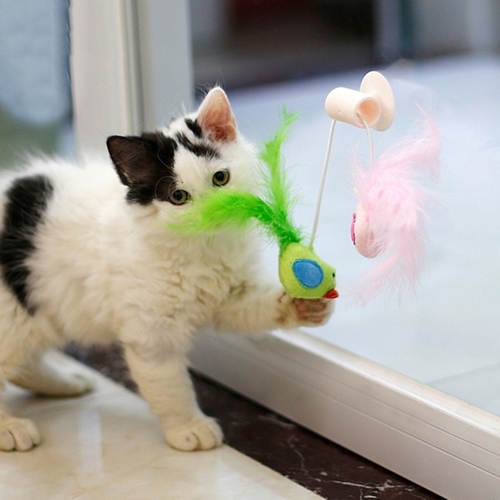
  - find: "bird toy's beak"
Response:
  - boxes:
[323,289,339,299]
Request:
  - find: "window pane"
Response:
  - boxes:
[0,0,73,167]
[191,0,374,91]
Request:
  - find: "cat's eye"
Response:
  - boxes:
[168,189,191,205]
[212,170,230,187]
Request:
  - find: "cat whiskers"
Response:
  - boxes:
[154,176,174,200]
[155,147,170,169]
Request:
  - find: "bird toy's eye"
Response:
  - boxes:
[168,189,191,205]
[212,170,230,187]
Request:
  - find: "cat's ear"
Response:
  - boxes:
[106,135,167,186]
[197,87,237,143]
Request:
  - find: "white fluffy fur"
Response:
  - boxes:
[0,88,332,452]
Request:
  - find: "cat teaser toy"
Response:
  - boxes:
[173,72,439,302]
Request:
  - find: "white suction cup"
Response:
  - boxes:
[324,71,395,131]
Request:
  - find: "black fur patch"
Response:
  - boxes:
[185,118,203,138]
[176,132,219,159]
[0,175,54,313]
[107,133,179,205]
[107,127,220,206]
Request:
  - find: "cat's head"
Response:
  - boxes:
[106,87,257,222]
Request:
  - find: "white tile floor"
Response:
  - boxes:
[0,352,321,500]
[228,54,500,417]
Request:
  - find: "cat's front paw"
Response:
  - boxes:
[278,292,334,328]
[293,298,333,325]
[164,416,223,451]
[0,416,41,451]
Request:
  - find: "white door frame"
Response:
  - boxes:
[70,0,193,156]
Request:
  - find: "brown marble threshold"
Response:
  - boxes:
[65,343,444,500]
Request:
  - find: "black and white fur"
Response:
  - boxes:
[0,88,332,452]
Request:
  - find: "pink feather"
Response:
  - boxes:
[350,116,441,303]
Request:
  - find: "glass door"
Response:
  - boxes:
[70,2,500,498]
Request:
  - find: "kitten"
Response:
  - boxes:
[0,88,333,452]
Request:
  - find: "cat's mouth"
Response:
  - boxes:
[323,289,339,299]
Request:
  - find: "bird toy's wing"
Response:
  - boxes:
[351,116,440,302]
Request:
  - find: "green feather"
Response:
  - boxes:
[258,109,303,246]
[169,109,304,248]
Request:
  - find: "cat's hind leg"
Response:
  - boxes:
[0,383,41,451]
[9,349,94,398]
